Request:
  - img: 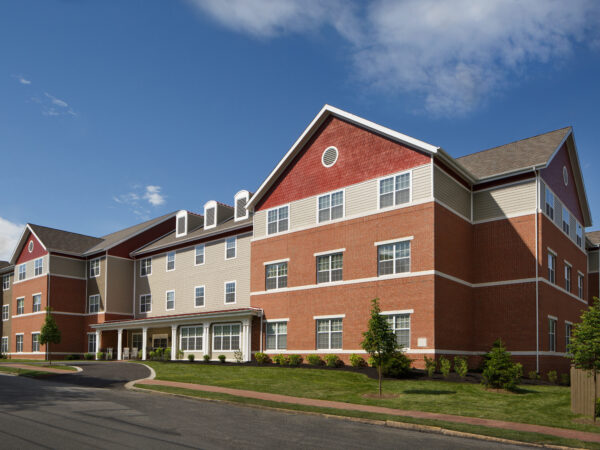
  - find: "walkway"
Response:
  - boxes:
[138,379,600,444]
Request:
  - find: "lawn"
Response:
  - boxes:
[0,366,51,377]
[141,362,597,436]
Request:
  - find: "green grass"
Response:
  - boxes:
[0,365,51,377]
[141,362,599,436]
[137,383,600,449]
[40,364,79,371]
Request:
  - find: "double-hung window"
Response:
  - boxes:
[194,286,205,307]
[316,253,343,283]
[88,294,100,313]
[578,273,584,299]
[386,314,411,349]
[547,252,556,284]
[87,333,96,353]
[17,297,24,315]
[379,172,410,208]
[18,264,26,281]
[565,322,572,352]
[577,223,583,247]
[549,317,557,352]
[213,324,240,351]
[267,206,289,235]
[166,291,175,310]
[318,191,343,223]
[545,189,555,220]
[226,237,236,259]
[32,294,41,313]
[1,336,7,354]
[225,281,236,304]
[16,335,23,353]
[166,252,175,271]
[3,274,9,290]
[564,264,571,292]
[140,258,152,277]
[2,305,8,321]
[140,294,152,313]
[265,262,288,290]
[266,322,287,350]
[90,258,100,278]
[316,318,343,349]
[34,258,43,276]
[180,326,203,351]
[32,333,40,352]
[562,207,570,234]
[195,245,205,265]
[378,241,410,276]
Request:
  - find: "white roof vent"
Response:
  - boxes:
[234,190,250,221]
[204,201,217,230]
[175,210,188,238]
[322,146,338,168]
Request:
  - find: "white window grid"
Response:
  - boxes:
[378,241,410,276]
[166,290,175,310]
[267,206,289,235]
[545,189,554,220]
[224,281,236,304]
[213,323,240,351]
[32,333,40,352]
[1,337,7,354]
[180,326,203,351]
[90,258,100,278]
[226,237,237,259]
[316,318,343,350]
[140,258,152,277]
[379,172,411,208]
[564,264,571,292]
[87,333,97,353]
[88,294,100,313]
[194,286,205,307]
[2,305,8,321]
[195,245,205,265]
[16,297,24,315]
[3,275,9,290]
[565,322,572,351]
[547,252,556,284]
[577,223,583,247]
[18,264,26,281]
[34,258,43,276]
[166,252,176,271]
[140,294,152,313]
[562,207,570,235]
[32,294,41,313]
[317,253,343,283]
[578,273,584,299]
[266,321,287,350]
[318,190,344,223]
[16,334,23,353]
[549,318,557,352]
[386,314,411,349]
[265,262,288,290]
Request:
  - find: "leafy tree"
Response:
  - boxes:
[40,307,61,365]
[481,339,522,391]
[361,298,398,397]
[569,297,600,420]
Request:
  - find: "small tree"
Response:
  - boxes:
[570,297,600,421]
[481,339,522,391]
[40,307,61,365]
[361,298,398,397]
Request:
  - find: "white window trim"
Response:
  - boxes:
[87,332,97,353]
[382,312,411,350]
[165,290,175,311]
[316,189,345,224]
[265,317,290,323]
[88,294,100,314]
[313,248,345,257]
[548,314,558,320]
[166,251,176,272]
[2,304,9,321]
[31,332,41,352]
[2,274,9,290]
[266,204,290,236]
[194,244,205,266]
[381,309,415,315]
[316,252,343,284]
[263,258,290,266]
[224,280,236,304]
[265,261,288,291]
[140,294,152,314]
[179,325,204,352]
[212,322,242,352]
[313,314,345,320]
[175,210,188,238]
[18,263,26,281]
[16,296,25,315]
[34,258,44,276]
[15,333,24,353]
[374,236,414,247]
[194,285,206,308]
[265,320,288,351]
[140,257,152,277]
[204,200,218,230]
[377,169,413,210]
[225,236,237,260]
[234,191,250,222]
[315,317,343,350]
[542,184,585,251]
[32,292,42,313]
[90,258,101,278]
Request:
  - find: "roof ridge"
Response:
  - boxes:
[99,211,178,239]
[29,223,101,240]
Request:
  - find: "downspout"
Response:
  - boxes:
[259,310,263,353]
[47,254,51,361]
[534,167,540,373]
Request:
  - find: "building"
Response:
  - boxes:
[0,261,14,355]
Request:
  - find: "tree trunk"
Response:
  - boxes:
[378,364,382,397]
[47,343,51,365]
[595,370,597,422]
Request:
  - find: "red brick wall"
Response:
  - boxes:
[49,276,86,313]
[12,276,48,315]
[435,204,472,282]
[434,276,473,349]
[16,232,47,264]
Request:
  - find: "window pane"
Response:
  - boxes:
[317,256,330,271]
[331,331,343,349]
[279,218,288,232]
[317,320,329,332]
[331,268,343,282]
[318,209,330,222]
[318,195,330,210]
[331,254,343,269]
[380,192,393,208]
[277,334,287,349]
[317,333,329,349]
[317,271,330,283]
[331,319,343,331]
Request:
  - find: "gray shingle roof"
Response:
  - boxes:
[29,224,104,254]
[0,261,10,270]
[586,231,600,246]
[457,127,571,179]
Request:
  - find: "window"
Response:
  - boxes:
[166,290,175,310]
[265,262,288,290]
[267,206,289,235]
[140,258,152,277]
[577,223,583,247]
[564,264,571,292]
[225,281,236,304]
[88,294,100,313]
[386,314,411,349]
[132,333,143,350]
[1,337,7,354]
[266,322,287,350]
[17,297,24,315]
[226,237,237,259]
[181,326,203,351]
[317,253,343,283]
[87,333,96,353]
[316,318,343,349]
[562,207,570,235]
[379,172,410,208]
[578,273,584,299]
[547,252,556,284]
[545,189,554,220]
[195,245,205,265]
[566,322,572,352]
[549,317,556,352]
[16,335,23,353]
[32,333,40,352]
[166,251,175,271]
[89,258,100,278]
[32,294,41,313]
[194,286,205,307]
[2,305,8,321]
[3,274,9,290]
[140,294,152,313]
[18,264,26,281]
[318,191,343,222]
[213,324,240,351]
[378,241,410,276]
[34,258,43,276]
[28,240,34,252]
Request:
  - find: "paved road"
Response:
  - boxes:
[0,363,527,449]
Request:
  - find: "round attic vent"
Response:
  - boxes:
[322,146,338,168]
[28,241,34,253]
[563,166,568,186]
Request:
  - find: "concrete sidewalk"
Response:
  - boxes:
[138,378,600,444]
[0,363,77,374]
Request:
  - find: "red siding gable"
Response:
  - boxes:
[108,217,176,258]
[256,116,431,211]
[541,143,583,224]
[16,232,48,264]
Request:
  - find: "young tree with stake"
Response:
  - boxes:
[40,307,61,365]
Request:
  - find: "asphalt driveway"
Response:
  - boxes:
[49,361,151,388]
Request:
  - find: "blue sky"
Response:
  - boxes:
[1,0,600,259]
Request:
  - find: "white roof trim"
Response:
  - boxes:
[247,104,440,209]
[10,225,48,265]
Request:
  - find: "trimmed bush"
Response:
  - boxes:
[349,353,367,368]
[218,354,226,363]
[254,352,269,364]
[382,351,412,378]
[367,356,376,368]
[481,339,522,391]
[164,348,171,361]
[137,350,143,359]
[325,354,343,368]
[273,354,288,365]
[84,353,94,360]
[453,356,468,378]
[307,354,323,366]
[96,351,105,360]
[176,349,184,360]
[288,354,303,366]
[439,356,451,378]
[559,373,570,386]
[424,356,436,377]
[188,354,195,362]
[65,354,79,361]
[528,370,540,381]
[203,354,210,362]
[547,370,558,384]
[233,349,244,363]
[149,351,156,360]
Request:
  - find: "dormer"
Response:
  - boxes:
[204,201,217,230]
[175,210,188,238]
[234,190,250,221]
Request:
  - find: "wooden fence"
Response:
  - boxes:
[571,366,600,417]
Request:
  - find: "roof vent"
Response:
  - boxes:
[175,210,188,238]
[204,201,217,230]
[234,190,250,221]
[322,146,338,168]
[563,166,568,186]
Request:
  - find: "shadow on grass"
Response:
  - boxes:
[403,389,457,395]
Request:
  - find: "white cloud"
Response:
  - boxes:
[114,185,166,219]
[15,75,31,85]
[28,92,78,117]
[144,185,166,206]
[0,217,24,261]
[44,92,69,108]
[189,0,600,115]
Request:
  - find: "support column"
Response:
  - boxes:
[95,330,101,360]
[142,327,148,361]
[204,323,210,359]
[117,329,123,361]
[171,325,177,361]
[243,319,251,362]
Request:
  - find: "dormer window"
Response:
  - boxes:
[234,190,250,221]
[176,210,188,238]
[204,201,217,230]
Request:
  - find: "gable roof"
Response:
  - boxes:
[28,224,103,255]
[457,127,572,180]
[586,231,600,247]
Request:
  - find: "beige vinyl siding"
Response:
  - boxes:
[135,232,251,317]
[254,210,267,238]
[87,256,106,311]
[473,180,536,222]
[50,255,86,279]
[106,256,134,314]
[291,197,315,230]
[346,179,377,217]
[588,250,599,273]
[412,164,432,203]
[14,254,49,282]
[434,166,471,219]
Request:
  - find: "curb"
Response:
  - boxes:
[129,383,573,449]
[124,363,156,390]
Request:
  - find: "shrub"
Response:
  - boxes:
[382,351,412,378]
[96,351,105,360]
[325,354,343,368]
[349,353,367,368]
[233,349,244,363]
[424,356,436,377]
[596,398,600,418]
[176,349,184,360]
[273,354,288,365]
[439,356,451,378]
[84,353,94,360]
[528,370,540,381]
[288,354,303,366]
[547,370,558,384]
[559,373,570,386]
[188,354,195,362]
[254,352,269,364]
[137,350,143,359]
[367,357,376,368]
[481,339,522,391]
[453,356,468,378]
[203,354,210,362]
[164,348,171,361]
[65,354,79,361]
[307,354,323,366]
[218,354,226,363]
